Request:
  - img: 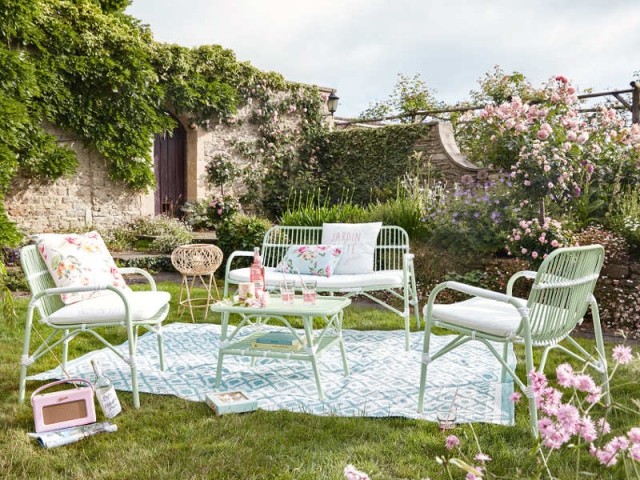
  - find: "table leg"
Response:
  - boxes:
[303,315,324,400]
[215,312,230,388]
[336,311,349,376]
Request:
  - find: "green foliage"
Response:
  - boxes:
[427,177,519,257]
[107,215,193,253]
[279,190,369,226]
[313,123,430,206]
[230,81,330,218]
[205,152,239,193]
[359,73,442,123]
[215,214,272,262]
[608,187,640,252]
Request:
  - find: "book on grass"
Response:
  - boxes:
[251,332,307,351]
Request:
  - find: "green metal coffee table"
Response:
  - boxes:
[210,296,351,400]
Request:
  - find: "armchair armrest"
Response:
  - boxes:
[118,267,157,291]
[223,250,255,296]
[506,270,537,296]
[425,280,527,318]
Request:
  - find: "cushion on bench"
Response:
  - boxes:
[229,267,406,290]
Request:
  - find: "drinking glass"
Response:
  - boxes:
[302,280,317,306]
[280,280,295,305]
[436,403,457,431]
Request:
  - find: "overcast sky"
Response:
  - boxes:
[126,0,640,118]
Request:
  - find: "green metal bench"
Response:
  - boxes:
[223,225,420,350]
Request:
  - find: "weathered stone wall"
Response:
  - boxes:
[4,125,154,234]
[416,122,486,185]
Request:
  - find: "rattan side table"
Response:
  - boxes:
[171,244,223,322]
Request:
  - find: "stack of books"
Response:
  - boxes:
[251,331,307,352]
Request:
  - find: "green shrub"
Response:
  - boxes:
[106,215,193,254]
[279,190,369,226]
[215,214,273,266]
[608,187,640,254]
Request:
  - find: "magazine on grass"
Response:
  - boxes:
[28,421,118,448]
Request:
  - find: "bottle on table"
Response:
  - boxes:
[250,247,265,294]
[91,359,122,418]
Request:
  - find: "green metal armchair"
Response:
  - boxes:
[418,245,608,437]
[19,244,171,409]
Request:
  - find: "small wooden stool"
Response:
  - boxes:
[171,244,223,322]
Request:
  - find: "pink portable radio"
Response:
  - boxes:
[31,378,96,433]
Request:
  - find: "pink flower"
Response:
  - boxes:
[551,239,559,247]
[612,344,633,364]
[627,427,640,444]
[630,444,640,462]
[510,392,522,403]
[538,129,550,140]
[532,251,539,259]
[521,248,527,254]
[446,435,460,450]
[474,453,492,462]
[556,75,569,84]
[591,442,619,466]
[574,374,597,394]
[548,182,554,189]
[344,465,370,480]
[577,132,589,145]
[556,364,575,387]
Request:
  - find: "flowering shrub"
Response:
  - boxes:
[425,346,640,478]
[427,175,519,257]
[521,346,640,477]
[207,194,241,225]
[205,152,238,193]
[181,195,242,229]
[573,225,640,335]
[505,216,573,266]
[459,72,640,226]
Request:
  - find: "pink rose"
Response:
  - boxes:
[532,251,539,259]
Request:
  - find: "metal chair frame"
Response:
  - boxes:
[418,245,608,437]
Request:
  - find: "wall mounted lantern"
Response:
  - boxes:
[327,92,339,116]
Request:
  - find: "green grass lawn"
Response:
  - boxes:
[1,282,639,479]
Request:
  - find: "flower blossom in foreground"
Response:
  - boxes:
[446,435,460,450]
[612,344,633,364]
[344,464,370,480]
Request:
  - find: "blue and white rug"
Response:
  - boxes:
[29,323,515,425]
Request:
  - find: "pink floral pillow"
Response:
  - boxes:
[33,231,131,305]
[276,245,343,277]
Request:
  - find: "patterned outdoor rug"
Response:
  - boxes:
[29,323,515,425]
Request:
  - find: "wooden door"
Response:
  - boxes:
[154,121,186,216]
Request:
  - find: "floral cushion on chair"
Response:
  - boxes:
[275,245,343,277]
[33,231,131,305]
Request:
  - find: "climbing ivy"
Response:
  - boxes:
[0,0,304,244]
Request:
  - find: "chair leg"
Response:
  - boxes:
[18,307,36,403]
[62,328,70,369]
[125,321,140,409]
[157,325,166,371]
[591,303,610,403]
[417,317,434,413]
[501,343,510,383]
[523,336,539,439]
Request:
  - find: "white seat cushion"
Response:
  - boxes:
[229,267,406,290]
[430,297,525,337]
[46,291,171,325]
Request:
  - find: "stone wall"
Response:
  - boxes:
[415,122,485,184]
[5,125,154,234]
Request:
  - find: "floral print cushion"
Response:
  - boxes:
[275,245,343,277]
[33,231,131,305]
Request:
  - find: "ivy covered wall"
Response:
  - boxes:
[0,0,330,237]
[313,122,482,205]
